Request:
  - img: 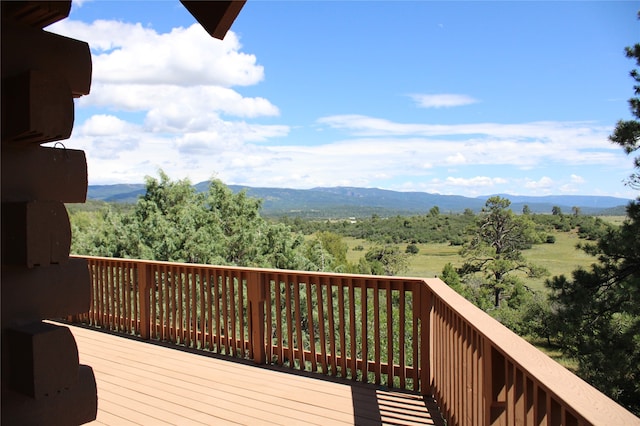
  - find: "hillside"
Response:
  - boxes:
[86,183,632,218]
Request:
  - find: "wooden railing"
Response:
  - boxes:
[71,256,639,426]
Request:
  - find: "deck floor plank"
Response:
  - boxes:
[65,323,443,425]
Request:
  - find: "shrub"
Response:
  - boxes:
[405,243,419,254]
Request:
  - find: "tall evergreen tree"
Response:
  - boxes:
[459,196,546,307]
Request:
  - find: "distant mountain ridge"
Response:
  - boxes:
[86,183,632,217]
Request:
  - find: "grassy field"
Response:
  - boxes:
[345,230,596,292]
[600,215,627,226]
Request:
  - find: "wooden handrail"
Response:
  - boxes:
[72,255,639,426]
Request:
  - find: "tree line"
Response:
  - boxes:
[69,171,414,276]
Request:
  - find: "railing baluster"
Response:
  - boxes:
[229,272,237,357]
[411,282,419,392]
[348,278,356,380]
[124,263,129,332]
[265,275,274,362]
[315,277,327,374]
[327,277,337,376]
[293,277,304,369]
[160,265,166,340]
[360,279,367,383]
[182,266,188,344]
[122,263,128,332]
[166,265,172,342]
[199,268,206,350]
[206,270,213,350]
[168,266,175,342]
[213,269,222,352]
[373,281,381,385]
[190,269,197,348]
[274,274,283,364]
[385,280,393,387]
[337,278,346,378]
[238,272,245,357]
[285,274,294,368]
[399,284,406,389]
[119,263,124,330]
[107,262,113,329]
[305,276,317,372]
[95,261,101,325]
[465,324,473,425]
[222,270,229,355]
[184,266,191,347]
[113,264,119,331]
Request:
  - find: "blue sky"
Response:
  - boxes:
[49,1,639,198]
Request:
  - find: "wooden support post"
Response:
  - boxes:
[247,271,266,364]
[138,263,151,340]
[419,281,433,396]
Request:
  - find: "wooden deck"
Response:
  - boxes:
[65,323,443,425]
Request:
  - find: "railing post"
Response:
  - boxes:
[247,271,266,364]
[419,280,433,396]
[138,262,151,340]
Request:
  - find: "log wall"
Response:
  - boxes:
[1,2,97,424]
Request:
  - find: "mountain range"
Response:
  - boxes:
[86,183,632,218]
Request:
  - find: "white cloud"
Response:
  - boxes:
[524,176,554,190]
[570,174,585,184]
[48,21,263,87]
[410,93,479,108]
[315,115,618,169]
[82,84,278,118]
[79,114,138,136]
[45,17,292,186]
[445,153,467,165]
[559,184,579,193]
[70,0,91,8]
[48,19,277,136]
[446,176,508,188]
[318,114,611,143]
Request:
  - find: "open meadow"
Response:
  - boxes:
[346,230,596,293]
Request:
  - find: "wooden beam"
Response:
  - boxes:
[2,70,74,144]
[2,201,71,267]
[1,365,97,425]
[1,1,71,29]
[1,20,91,97]
[5,322,80,398]
[180,1,246,40]
[1,259,91,326]
[1,146,87,203]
